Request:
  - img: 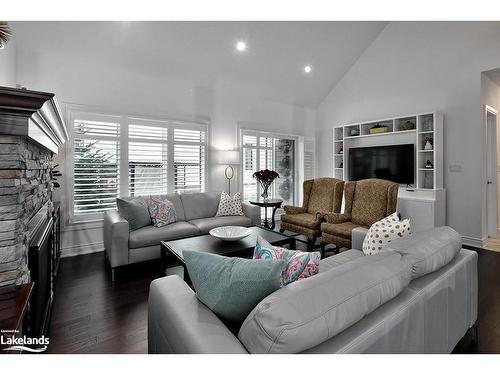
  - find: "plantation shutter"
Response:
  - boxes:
[128,121,169,197]
[73,118,120,214]
[304,136,315,181]
[173,126,206,193]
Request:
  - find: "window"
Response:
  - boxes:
[71,111,207,217]
[240,130,298,207]
[73,118,120,214]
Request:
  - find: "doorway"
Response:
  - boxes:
[486,105,499,239]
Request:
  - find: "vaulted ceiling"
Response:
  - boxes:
[11,21,387,107]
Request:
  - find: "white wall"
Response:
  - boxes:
[0,38,17,86]
[317,22,500,246]
[14,37,316,257]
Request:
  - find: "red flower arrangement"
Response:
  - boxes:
[252,169,279,200]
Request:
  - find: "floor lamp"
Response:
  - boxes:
[215,150,240,195]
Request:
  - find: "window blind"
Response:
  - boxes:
[128,123,168,197]
[73,119,120,214]
[173,127,206,193]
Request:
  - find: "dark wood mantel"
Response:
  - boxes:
[0,86,68,153]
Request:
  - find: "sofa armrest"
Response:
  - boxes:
[352,227,369,251]
[103,209,130,268]
[283,205,307,215]
[242,202,261,225]
[148,275,248,354]
[324,213,351,224]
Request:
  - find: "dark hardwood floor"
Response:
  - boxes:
[47,245,500,354]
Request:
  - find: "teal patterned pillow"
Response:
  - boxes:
[183,250,284,323]
[253,236,320,285]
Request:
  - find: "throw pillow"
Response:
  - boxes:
[183,250,285,323]
[253,236,321,285]
[362,212,411,255]
[216,191,244,216]
[116,197,151,231]
[147,196,177,227]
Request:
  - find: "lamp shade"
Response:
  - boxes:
[215,150,240,165]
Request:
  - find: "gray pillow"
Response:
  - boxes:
[116,197,151,231]
[183,250,285,323]
[384,226,461,280]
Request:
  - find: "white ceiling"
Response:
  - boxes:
[11,21,387,107]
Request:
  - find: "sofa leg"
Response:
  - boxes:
[111,268,116,283]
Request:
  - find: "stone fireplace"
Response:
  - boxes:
[0,86,67,287]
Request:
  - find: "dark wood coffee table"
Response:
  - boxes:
[160,225,296,284]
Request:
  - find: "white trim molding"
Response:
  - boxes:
[462,235,487,249]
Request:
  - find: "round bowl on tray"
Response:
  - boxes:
[209,226,252,242]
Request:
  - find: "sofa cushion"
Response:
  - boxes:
[183,250,285,323]
[253,236,320,285]
[385,226,461,280]
[147,196,177,227]
[181,192,221,221]
[189,216,252,233]
[129,222,200,249]
[319,249,364,273]
[238,251,411,353]
[281,212,321,230]
[116,197,151,231]
[321,221,360,237]
[216,192,244,216]
[123,193,186,222]
[362,213,411,255]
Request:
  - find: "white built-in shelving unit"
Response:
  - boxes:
[333,111,445,232]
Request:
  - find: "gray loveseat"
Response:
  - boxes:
[148,226,478,354]
[103,192,260,280]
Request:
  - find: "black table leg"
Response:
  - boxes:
[262,207,270,228]
[160,246,167,275]
[270,206,280,230]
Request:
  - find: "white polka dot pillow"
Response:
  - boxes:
[362,212,411,255]
[216,191,244,216]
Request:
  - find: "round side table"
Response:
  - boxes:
[249,199,283,230]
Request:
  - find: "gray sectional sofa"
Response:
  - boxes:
[148,226,478,354]
[103,192,261,280]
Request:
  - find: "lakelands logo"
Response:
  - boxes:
[1,330,49,353]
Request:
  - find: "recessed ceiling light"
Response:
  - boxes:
[304,65,312,73]
[236,41,247,52]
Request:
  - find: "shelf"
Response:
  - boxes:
[419,131,434,134]
[334,168,343,170]
[344,129,416,140]
[334,140,343,142]
[334,154,344,156]
[419,168,434,171]
[418,150,434,152]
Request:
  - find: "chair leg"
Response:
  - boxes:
[307,238,316,252]
[320,242,326,258]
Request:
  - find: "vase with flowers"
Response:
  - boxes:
[252,169,279,201]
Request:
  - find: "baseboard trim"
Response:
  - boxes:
[61,241,104,258]
[462,236,487,249]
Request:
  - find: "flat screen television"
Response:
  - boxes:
[348,144,415,184]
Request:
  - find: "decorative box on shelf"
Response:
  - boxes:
[370,126,389,134]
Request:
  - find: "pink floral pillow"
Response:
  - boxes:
[147,196,177,227]
[253,236,320,285]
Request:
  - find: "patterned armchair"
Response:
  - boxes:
[280,178,344,249]
[320,178,398,249]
